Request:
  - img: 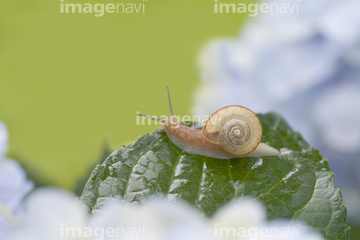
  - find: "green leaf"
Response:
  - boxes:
[80,113,350,240]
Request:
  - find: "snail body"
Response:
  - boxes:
[138,88,280,159]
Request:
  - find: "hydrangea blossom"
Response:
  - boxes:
[0,121,34,239]
[193,0,360,223]
[9,188,323,240]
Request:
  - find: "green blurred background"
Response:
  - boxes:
[0,0,249,190]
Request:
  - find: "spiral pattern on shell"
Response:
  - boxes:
[202,105,263,156]
[221,118,251,145]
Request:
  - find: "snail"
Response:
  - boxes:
[138,87,280,159]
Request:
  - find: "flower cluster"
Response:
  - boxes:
[8,188,323,240]
[0,122,34,239]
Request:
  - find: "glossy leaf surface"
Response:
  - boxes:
[80,113,350,240]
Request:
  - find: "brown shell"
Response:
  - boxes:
[201,105,262,156]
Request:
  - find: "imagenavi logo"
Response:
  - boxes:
[60,0,148,17]
[214,0,301,16]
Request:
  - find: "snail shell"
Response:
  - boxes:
[202,105,263,156]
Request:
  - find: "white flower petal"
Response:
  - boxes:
[0,160,33,214]
[15,188,88,240]
[0,212,14,240]
[0,121,8,159]
[250,220,324,240]
[90,197,214,240]
[212,198,266,240]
